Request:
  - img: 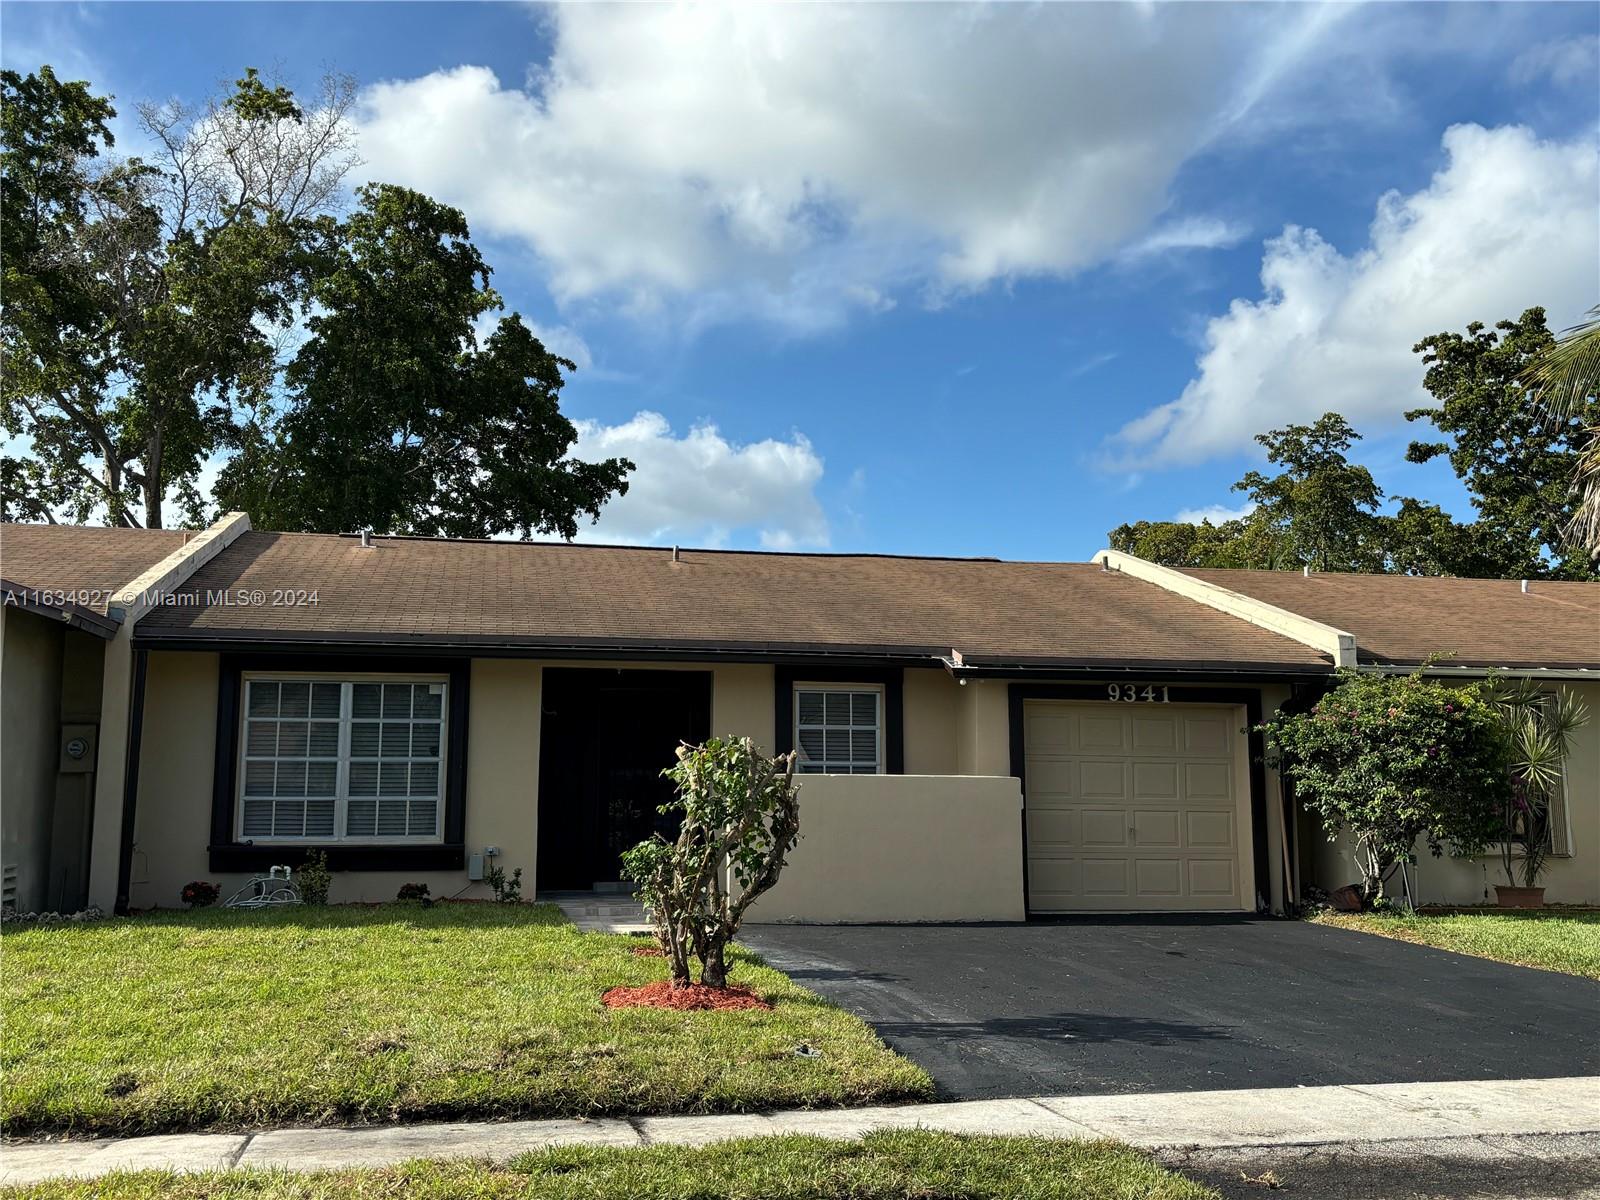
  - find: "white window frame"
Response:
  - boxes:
[793,682,885,775]
[236,672,449,845]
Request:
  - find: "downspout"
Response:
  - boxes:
[113,649,149,915]
[1279,678,1334,912]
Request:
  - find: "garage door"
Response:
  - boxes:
[1023,701,1250,912]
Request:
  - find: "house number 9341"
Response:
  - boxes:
[1107,684,1170,703]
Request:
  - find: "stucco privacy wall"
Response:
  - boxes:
[1307,680,1600,906]
[129,654,778,906]
[1,608,65,913]
[751,773,1026,922]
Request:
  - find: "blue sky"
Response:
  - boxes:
[5,2,1597,559]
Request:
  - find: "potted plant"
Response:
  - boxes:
[1487,679,1586,908]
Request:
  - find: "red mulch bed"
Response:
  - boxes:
[601,980,772,1011]
[632,945,665,957]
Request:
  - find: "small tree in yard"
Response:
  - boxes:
[1261,671,1509,906]
[621,738,800,989]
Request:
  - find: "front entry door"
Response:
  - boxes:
[537,669,712,890]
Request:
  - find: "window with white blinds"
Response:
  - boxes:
[239,677,446,843]
[794,686,883,774]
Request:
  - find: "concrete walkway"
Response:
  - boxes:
[543,892,652,934]
[3,1076,1596,1184]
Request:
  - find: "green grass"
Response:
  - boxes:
[0,1130,1219,1200]
[1313,908,1600,979]
[0,904,931,1137]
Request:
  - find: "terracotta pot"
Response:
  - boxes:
[1494,885,1545,909]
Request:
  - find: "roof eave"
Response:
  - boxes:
[1,579,120,639]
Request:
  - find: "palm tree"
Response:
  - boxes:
[1521,305,1600,558]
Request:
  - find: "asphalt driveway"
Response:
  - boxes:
[742,916,1600,1100]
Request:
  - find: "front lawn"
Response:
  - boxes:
[0,904,931,1136]
[1313,909,1600,979]
[0,1130,1219,1200]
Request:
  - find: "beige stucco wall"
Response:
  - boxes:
[124,653,1320,917]
[903,667,960,774]
[127,651,218,907]
[1,608,65,912]
[752,773,1026,922]
[1303,680,1600,906]
[956,679,1011,776]
[128,654,777,907]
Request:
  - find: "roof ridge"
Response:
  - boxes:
[251,529,1029,565]
[1185,565,1598,586]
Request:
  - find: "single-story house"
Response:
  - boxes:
[2,515,1595,920]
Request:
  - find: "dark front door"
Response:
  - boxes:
[537,669,712,891]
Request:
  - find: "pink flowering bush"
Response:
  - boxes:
[1260,670,1508,904]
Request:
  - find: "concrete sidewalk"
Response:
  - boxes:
[3,1076,1596,1185]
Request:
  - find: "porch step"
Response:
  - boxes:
[543,892,654,935]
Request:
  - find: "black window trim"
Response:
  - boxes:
[774,665,904,774]
[211,653,469,872]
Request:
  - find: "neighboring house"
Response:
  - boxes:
[1,518,1595,918]
[0,524,227,911]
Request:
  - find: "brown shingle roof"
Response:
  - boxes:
[1,524,192,614]
[1183,568,1600,670]
[133,530,1330,671]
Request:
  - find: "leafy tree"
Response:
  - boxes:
[1518,305,1600,560]
[1378,497,1505,579]
[1107,515,1284,569]
[1235,413,1385,572]
[2,66,136,522]
[622,738,801,989]
[1109,414,1386,572]
[216,184,631,538]
[1,65,354,527]
[1260,671,1509,906]
[1406,308,1597,579]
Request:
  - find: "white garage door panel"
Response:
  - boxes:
[1024,700,1249,913]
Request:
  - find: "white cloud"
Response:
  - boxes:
[1175,502,1256,525]
[1066,351,1120,379]
[1107,124,1599,467]
[354,5,1346,327]
[1120,216,1251,261]
[1509,35,1599,89]
[570,411,827,549]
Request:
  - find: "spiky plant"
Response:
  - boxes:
[1483,677,1588,888]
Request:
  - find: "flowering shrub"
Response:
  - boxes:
[1260,670,1508,904]
[180,881,220,909]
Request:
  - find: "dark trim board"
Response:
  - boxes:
[774,665,905,774]
[113,649,149,915]
[207,652,471,874]
[134,629,945,667]
[1007,683,1271,915]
